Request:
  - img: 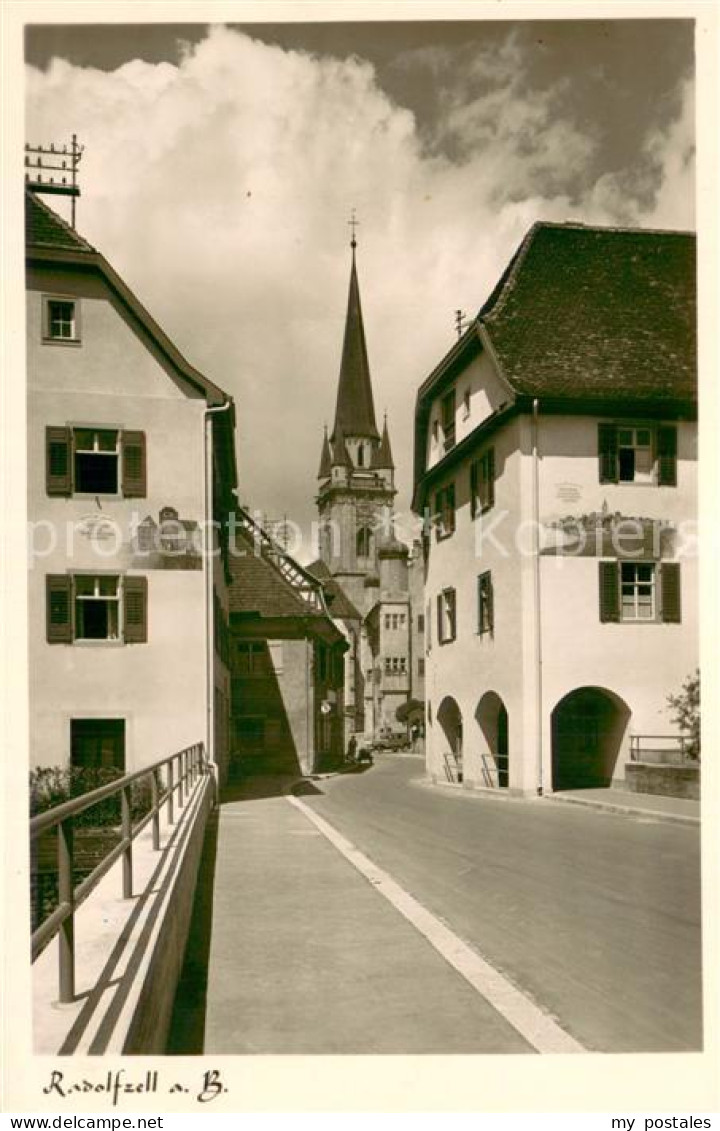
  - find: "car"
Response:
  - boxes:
[373,731,410,752]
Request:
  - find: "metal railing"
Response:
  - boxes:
[30,742,206,1004]
[479,751,509,788]
[629,735,696,765]
[443,749,463,784]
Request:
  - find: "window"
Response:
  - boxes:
[46,574,147,644]
[478,571,494,635]
[384,614,390,630]
[417,613,425,633]
[462,389,471,420]
[357,444,365,468]
[236,642,269,676]
[437,588,457,643]
[46,427,146,497]
[418,658,425,677]
[471,448,496,516]
[598,423,677,487]
[599,560,681,624]
[434,483,456,540]
[71,719,125,771]
[432,420,439,444]
[75,575,121,640]
[74,429,120,494]
[441,389,456,451]
[43,297,80,343]
[356,525,373,559]
[399,656,407,675]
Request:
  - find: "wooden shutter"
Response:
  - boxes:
[470,461,478,518]
[599,561,619,622]
[661,562,681,623]
[46,426,72,496]
[121,431,146,497]
[123,575,148,643]
[598,424,618,484]
[657,426,677,487]
[46,574,73,643]
[487,447,496,508]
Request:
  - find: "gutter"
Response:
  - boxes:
[531,397,543,796]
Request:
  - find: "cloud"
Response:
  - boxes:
[25,27,695,555]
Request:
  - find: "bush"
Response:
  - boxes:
[29,766,155,826]
[667,669,700,761]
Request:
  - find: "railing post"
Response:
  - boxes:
[178,752,185,808]
[58,818,75,1003]
[151,770,160,851]
[168,760,175,824]
[121,787,133,899]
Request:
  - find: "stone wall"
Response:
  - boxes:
[625,762,700,800]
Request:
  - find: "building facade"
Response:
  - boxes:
[413,221,697,794]
[26,189,237,782]
[310,237,424,742]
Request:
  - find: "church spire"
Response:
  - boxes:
[372,414,395,471]
[317,425,332,479]
[331,221,380,443]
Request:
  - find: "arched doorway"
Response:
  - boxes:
[551,687,631,790]
[437,696,463,783]
[475,692,509,788]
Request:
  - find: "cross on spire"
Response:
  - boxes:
[348,208,359,250]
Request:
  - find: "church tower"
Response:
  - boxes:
[316,229,396,615]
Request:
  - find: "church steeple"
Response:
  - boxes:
[331,231,380,442]
[317,426,332,479]
[372,415,395,471]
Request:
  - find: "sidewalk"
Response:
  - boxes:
[172,776,534,1055]
[546,786,700,825]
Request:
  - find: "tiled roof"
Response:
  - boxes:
[25,189,95,253]
[478,222,696,403]
[331,250,380,441]
[229,538,324,619]
[305,559,362,621]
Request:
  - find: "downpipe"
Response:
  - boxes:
[532,398,544,796]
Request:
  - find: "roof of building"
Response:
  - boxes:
[332,424,352,467]
[331,248,380,442]
[25,190,96,254]
[317,427,332,478]
[371,416,395,470]
[478,221,696,403]
[305,559,363,621]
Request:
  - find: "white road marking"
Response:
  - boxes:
[287,792,586,1055]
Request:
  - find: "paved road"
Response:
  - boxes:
[302,757,702,1053]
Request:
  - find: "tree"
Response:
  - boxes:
[667,669,700,760]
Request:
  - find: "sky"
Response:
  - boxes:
[24,19,695,555]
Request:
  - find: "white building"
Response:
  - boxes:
[412,221,697,794]
[26,189,237,781]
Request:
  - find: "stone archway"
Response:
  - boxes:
[475,692,509,787]
[437,696,463,783]
[551,686,631,790]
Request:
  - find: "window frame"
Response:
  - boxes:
[619,561,657,623]
[42,294,81,346]
[437,587,457,644]
[598,422,678,487]
[71,572,124,645]
[477,571,494,636]
[73,427,121,496]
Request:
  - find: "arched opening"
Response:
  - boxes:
[475,692,509,787]
[356,525,373,560]
[437,696,463,783]
[551,686,631,791]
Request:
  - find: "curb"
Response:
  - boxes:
[543,793,700,827]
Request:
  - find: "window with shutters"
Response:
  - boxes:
[437,588,457,643]
[598,423,677,486]
[46,573,148,644]
[71,719,125,771]
[599,560,681,624]
[43,296,80,343]
[45,426,146,497]
[477,571,494,635]
[471,448,496,517]
[434,483,456,540]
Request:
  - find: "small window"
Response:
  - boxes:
[434,483,456,540]
[46,427,146,498]
[437,588,457,643]
[598,423,677,487]
[462,389,471,420]
[236,642,268,676]
[356,525,373,560]
[75,575,121,640]
[478,571,494,635]
[471,448,496,516]
[357,444,365,468]
[44,297,80,343]
[618,427,654,484]
[417,613,425,633]
[399,657,407,675]
[432,420,440,445]
[418,658,425,677]
[599,560,681,624]
[441,390,456,451]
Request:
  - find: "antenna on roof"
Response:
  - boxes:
[25,134,84,228]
